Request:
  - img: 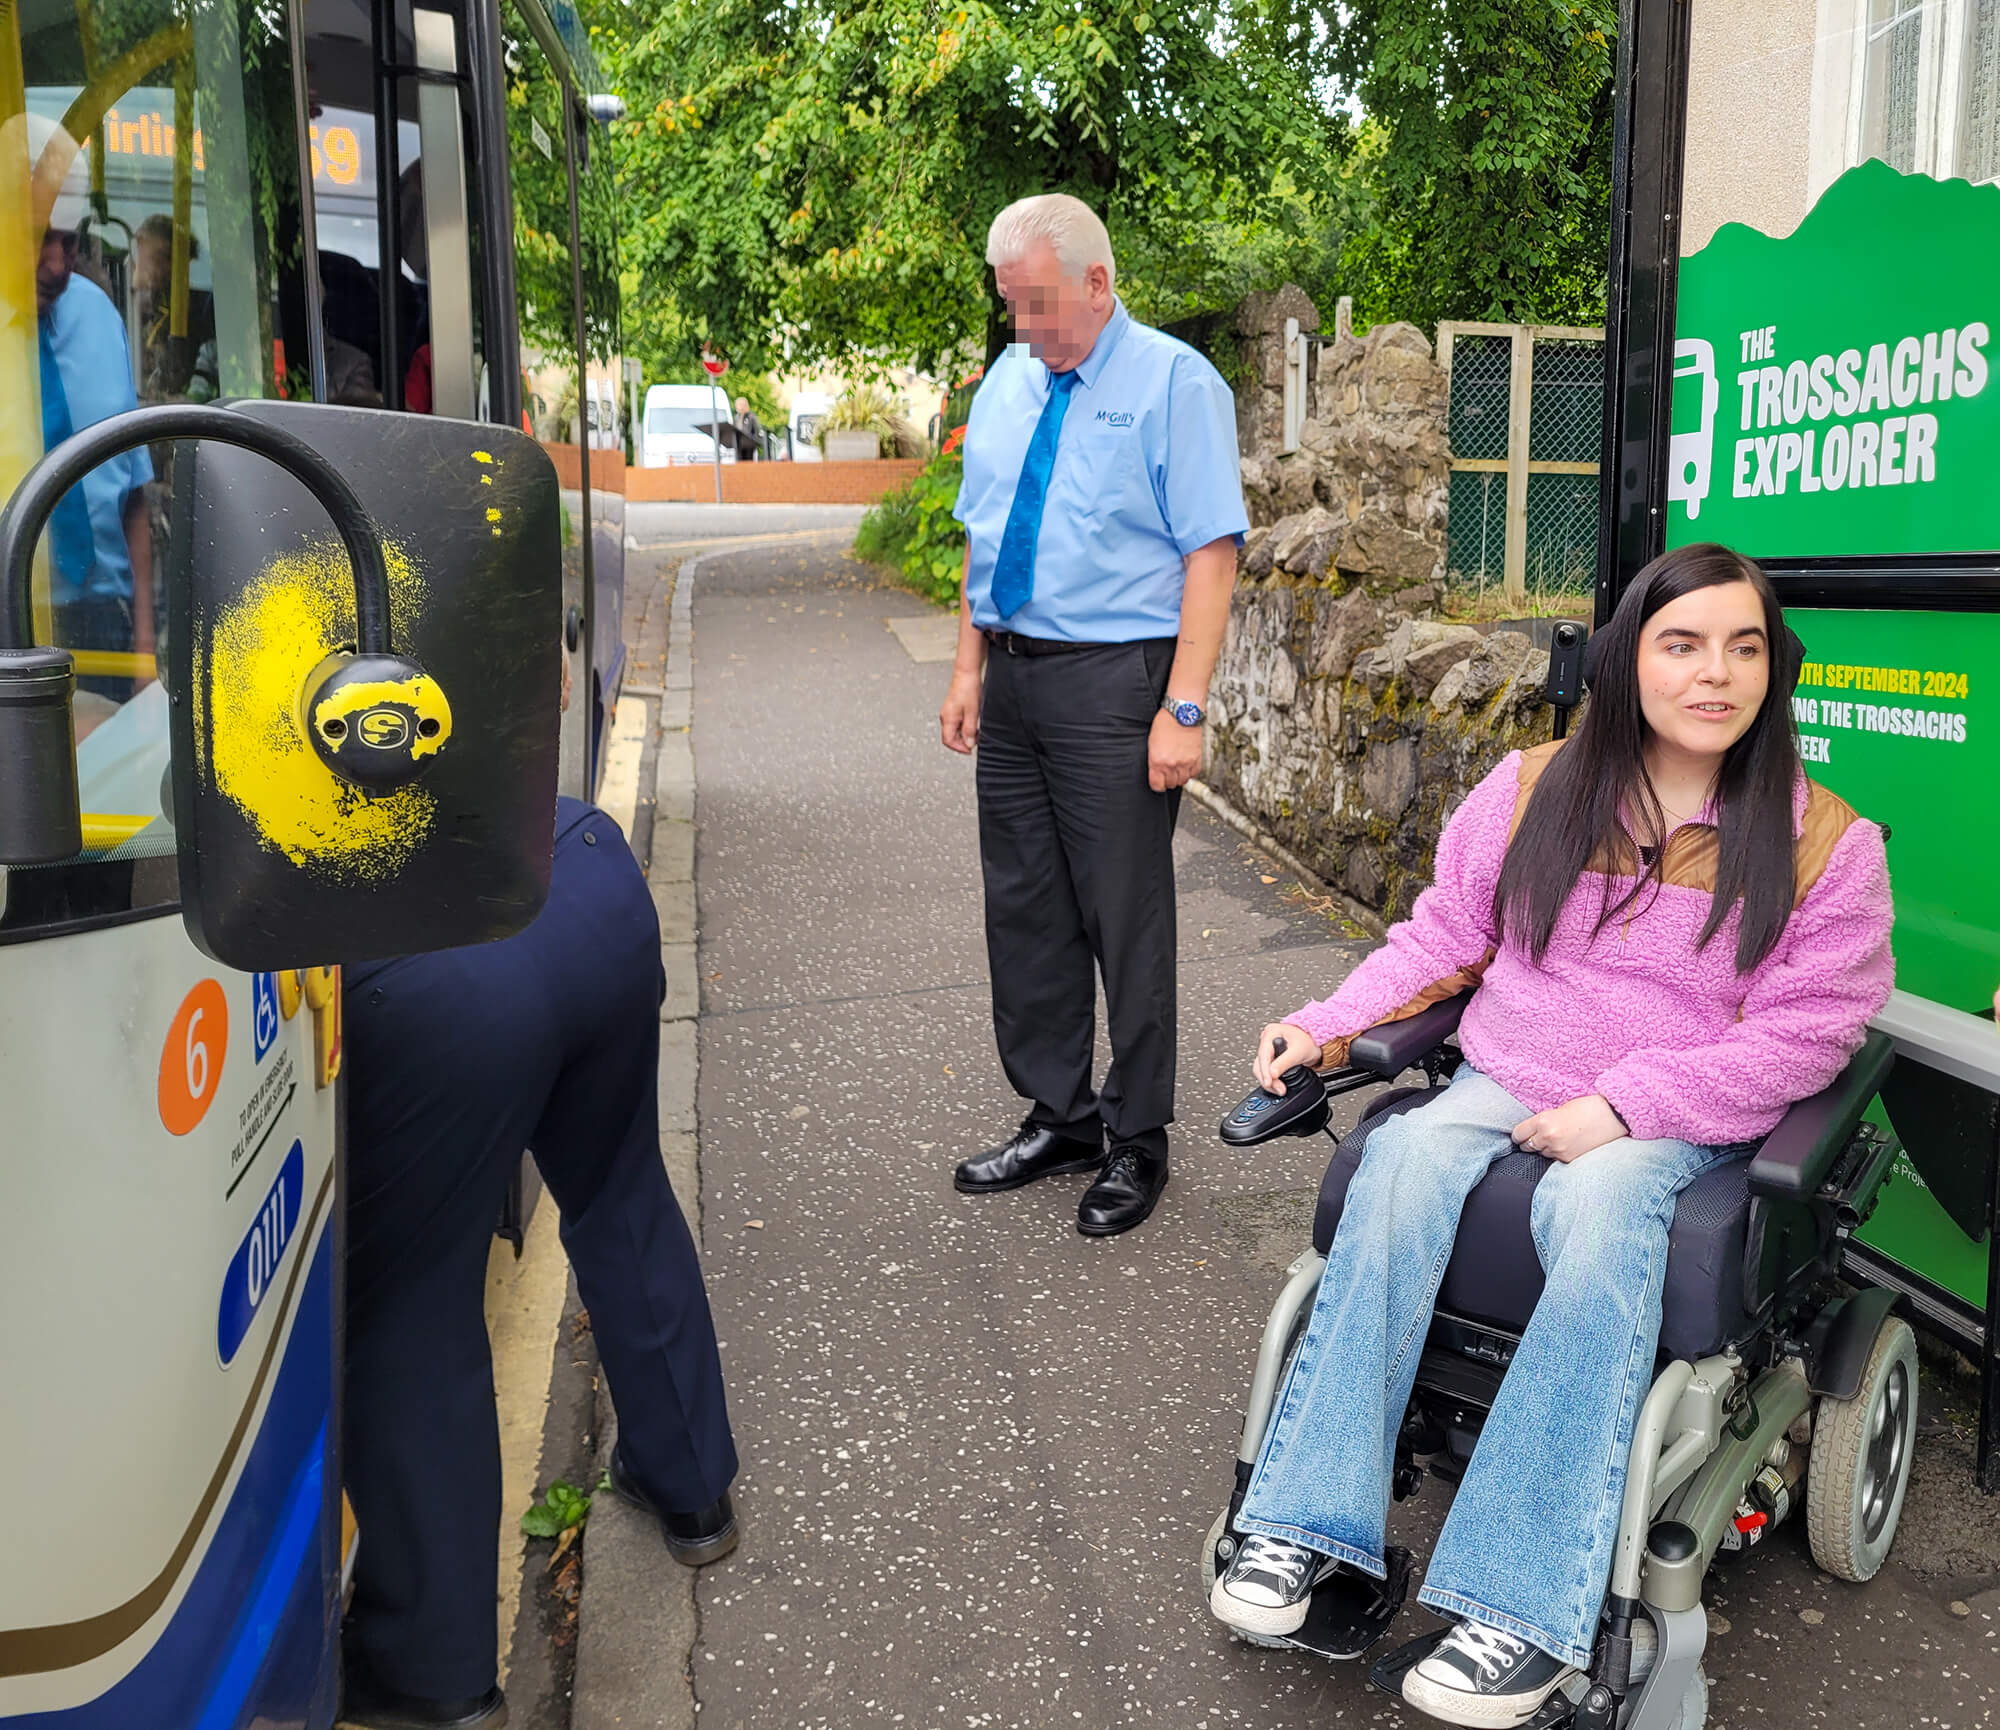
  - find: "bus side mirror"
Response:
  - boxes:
[0,401,560,968]
[165,401,561,969]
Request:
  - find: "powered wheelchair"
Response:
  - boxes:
[1206,993,1918,1730]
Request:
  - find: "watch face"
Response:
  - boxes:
[1170,699,1203,727]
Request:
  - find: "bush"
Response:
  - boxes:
[854,442,964,607]
[817,383,928,459]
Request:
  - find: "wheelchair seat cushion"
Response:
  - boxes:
[1312,1088,1757,1362]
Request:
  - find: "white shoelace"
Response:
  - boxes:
[1442,1621,1529,1681]
[1233,1535,1320,1593]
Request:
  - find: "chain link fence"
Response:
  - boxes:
[1439,324,1604,615]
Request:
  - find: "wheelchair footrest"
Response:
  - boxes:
[1369,1627,1585,1727]
[1283,1545,1414,1661]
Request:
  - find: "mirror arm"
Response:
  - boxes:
[0,402,395,654]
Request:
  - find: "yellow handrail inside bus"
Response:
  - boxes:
[79,813,155,849]
[51,24,190,229]
[69,648,158,679]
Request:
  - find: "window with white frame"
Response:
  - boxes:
[1840,0,2000,183]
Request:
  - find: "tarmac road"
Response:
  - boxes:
[682,536,2000,1730]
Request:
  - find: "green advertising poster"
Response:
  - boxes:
[1667,161,1996,1309]
[1668,160,2000,556]
[1786,609,1996,1309]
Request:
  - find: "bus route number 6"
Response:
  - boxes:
[160,978,230,1136]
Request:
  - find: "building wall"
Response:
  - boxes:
[627,459,927,505]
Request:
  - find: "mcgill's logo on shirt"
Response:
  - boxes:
[1095,409,1136,427]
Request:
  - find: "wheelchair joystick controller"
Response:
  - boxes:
[1219,1036,1335,1146]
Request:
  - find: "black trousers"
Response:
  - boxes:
[341,798,736,1700]
[977,638,1181,1155]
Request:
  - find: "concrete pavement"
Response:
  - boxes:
[569,533,1998,1729]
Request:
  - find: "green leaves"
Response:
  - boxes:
[1322,0,1618,330]
[596,0,1615,376]
[600,0,1344,376]
[521,1476,597,1541]
[855,448,968,607]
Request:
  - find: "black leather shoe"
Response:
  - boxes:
[954,1118,1104,1194]
[610,1451,740,1566]
[338,1673,507,1729]
[1077,1143,1168,1236]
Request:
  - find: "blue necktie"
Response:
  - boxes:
[990,368,1081,620]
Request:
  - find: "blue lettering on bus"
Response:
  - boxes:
[218,1140,304,1366]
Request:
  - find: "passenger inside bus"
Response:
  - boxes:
[33,117,154,697]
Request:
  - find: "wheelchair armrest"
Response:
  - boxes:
[1745,1030,1897,1201]
[1347,992,1473,1079]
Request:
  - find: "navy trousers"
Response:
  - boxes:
[341,797,737,1699]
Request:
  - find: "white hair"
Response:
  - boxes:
[985,194,1116,291]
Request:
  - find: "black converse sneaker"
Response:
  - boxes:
[1207,1534,1342,1637]
[1402,1620,1581,1727]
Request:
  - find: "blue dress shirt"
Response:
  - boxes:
[953,300,1247,643]
[41,272,151,603]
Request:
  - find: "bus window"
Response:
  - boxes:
[3,0,312,938]
[575,106,626,727]
[503,2,592,793]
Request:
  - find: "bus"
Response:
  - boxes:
[1603,1,2000,1490]
[1,0,627,1720]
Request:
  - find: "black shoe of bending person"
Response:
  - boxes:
[1402,1620,1581,1727]
[609,1451,740,1566]
[1077,1142,1168,1236]
[338,1669,507,1729]
[954,1118,1105,1193]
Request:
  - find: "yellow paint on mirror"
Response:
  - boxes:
[202,538,438,876]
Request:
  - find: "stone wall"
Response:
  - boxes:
[1205,583,1556,925]
[1235,314,1451,602]
[1199,286,1564,920]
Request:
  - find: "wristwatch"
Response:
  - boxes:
[1161,694,1205,727]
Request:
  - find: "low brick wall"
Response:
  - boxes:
[628,460,925,505]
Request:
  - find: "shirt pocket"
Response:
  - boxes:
[1070,424,1162,545]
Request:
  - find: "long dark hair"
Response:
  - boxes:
[1493,543,1803,973]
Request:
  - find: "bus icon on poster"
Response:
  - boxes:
[1669,338,1720,520]
[253,971,280,1064]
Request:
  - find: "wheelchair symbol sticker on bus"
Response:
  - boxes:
[253,971,281,1064]
[159,978,229,1137]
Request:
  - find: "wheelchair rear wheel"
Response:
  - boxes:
[1806,1315,1918,1582]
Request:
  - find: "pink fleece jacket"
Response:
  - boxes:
[1290,752,1896,1147]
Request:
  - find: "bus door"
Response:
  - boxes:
[496,0,622,796]
[300,0,622,798]
[0,2,344,1722]
[1604,0,2000,1487]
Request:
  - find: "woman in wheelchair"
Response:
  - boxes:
[1209,544,1894,1726]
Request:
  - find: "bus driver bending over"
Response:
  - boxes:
[1213,545,1894,1727]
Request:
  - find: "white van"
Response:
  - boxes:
[642,382,737,467]
[787,390,832,463]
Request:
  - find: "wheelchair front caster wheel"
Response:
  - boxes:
[1807,1315,1917,1582]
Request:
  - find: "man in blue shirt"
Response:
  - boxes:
[942,193,1246,1236]
[36,154,154,681]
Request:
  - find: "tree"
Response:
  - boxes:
[603,0,1348,376]
[1302,0,1619,330]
